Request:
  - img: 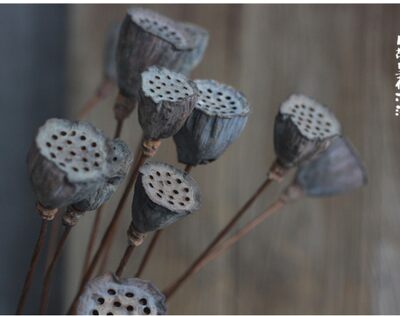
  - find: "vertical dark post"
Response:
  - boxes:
[0,4,67,314]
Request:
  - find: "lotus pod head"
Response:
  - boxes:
[274,94,341,168]
[131,162,201,234]
[294,135,367,197]
[27,118,133,211]
[77,272,166,315]
[173,79,249,166]
[138,66,198,140]
[116,7,197,111]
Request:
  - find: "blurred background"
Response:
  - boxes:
[1,3,400,314]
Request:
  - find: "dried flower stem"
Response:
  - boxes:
[80,119,127,277]
[184,164,193,173]
[189,198,286,279]
[44,216,61,269]
[135,230,162,277]
[16,219,48,314]
[163,176,274,300]
[135,164,193,278]
[96,139,144,274]
[81,205,104,275]
[68,150,148,314]
[77,79,114,119]
[115,244,136,277]
[39,226,72,314]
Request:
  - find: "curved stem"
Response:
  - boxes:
[80,119,126,279]
[163,176,274,300]
[44,217,61,269]
[135,230,163,277]
[97,138,143,274]
[81,206,103,276]
[187,198,286,280]
[16,219,48,314]
[68,150,148,315]
[39,226,71,314]
[115,245,136,278]
[184,164,193,173]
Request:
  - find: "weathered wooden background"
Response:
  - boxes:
[65,4,400,314]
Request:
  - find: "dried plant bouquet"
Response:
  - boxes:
[14,6,368,316]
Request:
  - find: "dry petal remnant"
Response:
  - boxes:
[128,8,193,50]
[140,162,199,212]
[195,80,249,118]
[280,94,340,140]
[36,119,107,182]
[77,273,166,315]
[142,67,194,104]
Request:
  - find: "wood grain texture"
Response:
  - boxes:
[65,4,400,314]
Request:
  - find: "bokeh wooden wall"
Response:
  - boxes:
[65,4,400,314]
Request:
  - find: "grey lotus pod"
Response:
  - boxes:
[138,66,198,140]
[176,22,209,76]
[173,79,249,166]
[103,23,121,83]
[131,162,201,235]
[274,94,341,169]
[77,272,166,315]
[27,118,133,211]
[116,7,201,116]
[293,136,367,197]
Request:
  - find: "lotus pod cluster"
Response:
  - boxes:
[174,79,249,166]
[77,273,166,315]
[116,7,208,116]
[27,118,133,211]
[131,162,201,235]
[274,94,341,169]
[138,66,198,141]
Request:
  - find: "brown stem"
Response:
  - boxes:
[77,79,114,120]
[81,205,104,276]
[114,119,124,139]
[16,219,48,314]
[135,230,163,277]
[44,217,61,269]
[163,176,274,300]
[97,139,144,274]
[68,150,148,315]
[80,119,126,278]
[188,198,286,279]
[184,164,193,173]
[115,245,136,278]
[39,226,72,314]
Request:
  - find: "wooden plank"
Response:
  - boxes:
[66,4,400,314]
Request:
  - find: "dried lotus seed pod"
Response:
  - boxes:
[293,136,367,197]
[115,7,196,118]
[27,118,133,211]
[176,22,209,76]
[173,79,249,166]
[138,66,198,140]
[77,272,166,315]
[130,162,201,237]
[274,94,341,168]
[103,23,120,83]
